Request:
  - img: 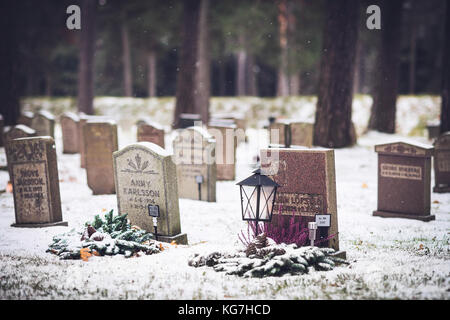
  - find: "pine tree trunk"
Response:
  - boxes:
[173,0,210,128]
[247,55,258,96]
[77,0,97,115]
[236,34,247,96]
[289,73,300,96]
[218,59,226,96]
[409,22,417,94]
[0,0,20,125]
[277,0,289,97]
[368,0,403,133]
[194,0,210,123]
[147,50,156,97]
[121,18,133,97]
[441,1,450,133]
[314,0,360,148]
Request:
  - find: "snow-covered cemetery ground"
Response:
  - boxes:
[0,96,449,299]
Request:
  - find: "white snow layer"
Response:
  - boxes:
[0,96,448,300]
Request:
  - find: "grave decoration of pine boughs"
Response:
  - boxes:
[188,233,348,278]
[47,210,161,260]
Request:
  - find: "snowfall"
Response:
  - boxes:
[0,95,448,300]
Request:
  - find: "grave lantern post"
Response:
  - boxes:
[236,168,279,237]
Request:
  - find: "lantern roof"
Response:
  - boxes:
[236,168,280,187]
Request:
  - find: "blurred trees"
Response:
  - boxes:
[0,0,447,128]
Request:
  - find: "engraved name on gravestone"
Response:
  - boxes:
[433,132,450,193]
[31,110,55,137]
[173,127,216,202]
[113,142,187,244]
[60,112,80,154]
[261,148,341,252]
[4,125,37,179]
[289,122,313,148]
[84,120,118,195]
[7,137,67,227]
[373,141,435,221]
[136,119,165,149]
[208,122,237,181]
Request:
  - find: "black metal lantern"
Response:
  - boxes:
[236,168,280,236]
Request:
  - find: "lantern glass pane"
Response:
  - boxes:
[242,185,257,220]
[259,185,276,221]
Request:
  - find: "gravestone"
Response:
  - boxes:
[78,114,108,168]
[84,120,118,195]
[17,111,34,127]
[289,122,314,148]
[113,142,187,244]
[208,122,237,181]
[373,141,435,221]
[178,113,202,129]
[269,121,290,148]
[31,110,55,137]
[173,127,216,202]
[433,132,450,193]
[60,112,80,154]
[136,119,165,149]
[6,137,67,227]
[426,123,440,141]
[260,148,342,254]
[4,125,37,179]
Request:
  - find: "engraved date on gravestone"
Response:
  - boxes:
[275,193,324,216]
[437,151,450,172]
[380,163,422,180]
[122,179,161,209]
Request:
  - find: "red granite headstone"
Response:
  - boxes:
[84,120,118,195]
[433,132,450,193]
[373,142,435,221]
[60,112,80,154]
[260,148,341,252]
[136,119,165,149]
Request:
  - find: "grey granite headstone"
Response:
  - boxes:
[173,127,216,202]
[4,125,37,179]
[6,136,67,227]
[113,142,187,244]
[31,110,55,137]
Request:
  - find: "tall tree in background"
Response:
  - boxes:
[0,0,20,125]
[77,0,97,115]
[173,0,210,127]
[441,1,450,133]
[121,11,133,97]
[368,0,404,133]
[277,0,289,97]
[314,0,360,148]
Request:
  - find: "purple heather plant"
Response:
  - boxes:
[238,205,337,248]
